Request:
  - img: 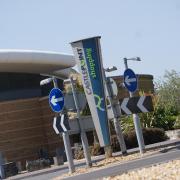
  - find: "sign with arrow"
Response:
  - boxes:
[53,114,70,134]
[49,88,64,113]
[123,68,137,92]
[120,96,153,115]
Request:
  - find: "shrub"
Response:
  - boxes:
[90,143,104,156]
[26,159,50,172]
[173,115,180,129]
[112,128,169,151]
[73,143,105,160]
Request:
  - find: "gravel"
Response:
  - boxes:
[103,159,180,180]
[52,148,164,180]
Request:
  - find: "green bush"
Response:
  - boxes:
[151,105,177,130]
[173,115,180,129]
[124,128,169,149]
[120,116,134,133]
[111,128,169,151]
[139,101,178,131]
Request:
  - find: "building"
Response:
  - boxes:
[112,74,154,99]
[0,72,154,168]
[0,73,63,168]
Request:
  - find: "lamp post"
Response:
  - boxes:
[68,76,92,167]
[123,57,145,154]
[104,67,127,155]
[40,77,75,173]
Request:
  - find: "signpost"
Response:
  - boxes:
[70,76,92,167]
[48,77,75,173]
[105,76,127,155]
[120,96,154,115]
[123,58,145,154]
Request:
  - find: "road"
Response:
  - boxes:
[66,146,180,180]
[12,144,180,180]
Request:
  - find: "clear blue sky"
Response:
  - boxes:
[0,0,180,80]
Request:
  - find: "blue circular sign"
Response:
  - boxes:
[123,68,137,92]
[49,88,64,112]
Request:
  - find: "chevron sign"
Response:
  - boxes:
[120,96,154,115]
[53,114,70,134]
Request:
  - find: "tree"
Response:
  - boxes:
[139,70,180,130]
[155,70,180,112]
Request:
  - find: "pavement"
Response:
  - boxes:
[8,138,180,180]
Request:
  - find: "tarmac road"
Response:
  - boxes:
[13,144,180,180]
[66,145,180,180]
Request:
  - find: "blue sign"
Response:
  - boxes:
[71,37,111,147]
[123,68,138,92]
[49,88,64,112]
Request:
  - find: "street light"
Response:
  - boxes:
[123,57,141,70]
[40,76,75,172]
[122,56,145,154]
[104,66,127,155]
[40,77,53,86]
[123,57,141,61]
[104,66,117,72]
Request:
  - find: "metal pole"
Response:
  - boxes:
[0,152,5,179]
[61,133,75,173]
[106,77,127,155]
[70,76,92,167]
[123,59,145,154]
[52,77,75,173]
[101,71,113,158]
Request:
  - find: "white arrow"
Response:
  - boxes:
[60,114,67,132]
[53,117,59,134]
[120,98,132,115]
[125,75,136,86]
[51,96,63,106]
[137,96,148,112]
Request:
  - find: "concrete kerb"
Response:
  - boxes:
[9,139,180,180]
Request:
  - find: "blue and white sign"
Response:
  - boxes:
[49,88,64,112]
[123,68,137,92]
[71,36,110,147]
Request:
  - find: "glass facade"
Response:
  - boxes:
[0,73,63,101]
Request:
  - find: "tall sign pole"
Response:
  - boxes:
[70,37,111,150]
[123,59,145,154]
[70,76,92,167]
[52,77,75,173]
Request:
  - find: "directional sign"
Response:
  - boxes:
[120,96,153,115]
[49,88,64,113]
[53,114,70,134]
[123,68,137,92]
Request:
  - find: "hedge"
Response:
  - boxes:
[112,128,169,151]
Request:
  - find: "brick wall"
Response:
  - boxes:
[0,98,47,166]
[112,74,154,99]
[0,97,64,168]
[39,97,64,158]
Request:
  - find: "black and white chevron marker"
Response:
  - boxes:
[120,96,153,115]
[53,114,70,134]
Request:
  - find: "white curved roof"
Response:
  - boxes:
[42,68,73,80]
[0,49,75,77]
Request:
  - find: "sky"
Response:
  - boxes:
[0,0,180,80]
